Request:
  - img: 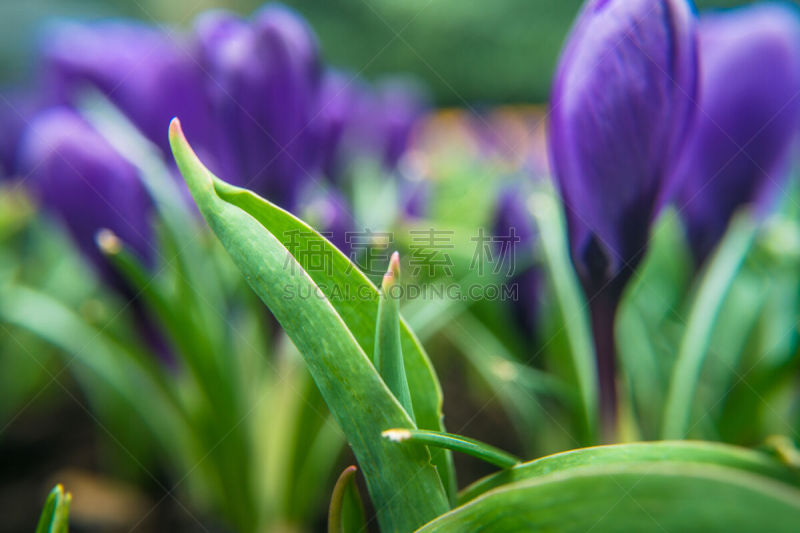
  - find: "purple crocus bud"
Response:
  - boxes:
[19,107,153,284]
[41,21,209,154]
[550,0,697,293]
[548,0,698,434]
[674,4,800,264]
[193,4,321,210]
[493,187,540,336]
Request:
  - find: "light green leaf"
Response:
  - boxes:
[662,212,758,439]
[383,429,520,469]
[375,252,415,421]
[0,285,189,452]
[458,441,800,504]
[36,484,71,533]
[169,119,450,530]
[528,185,598,443]
[420,459,800,532]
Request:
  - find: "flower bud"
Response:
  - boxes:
[42,21,209,153]
[193,4,321,209]
[549,0,697,293]
[674,4,800,263]
[19,107,153,284]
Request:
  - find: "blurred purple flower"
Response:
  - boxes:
[311,71,428,181]
[19,107,153,284]
[311,69,366,180]
[493,187,539,336]
[674,4,800,264]
[193,4,321,209]
[549,0,697,293]
[0,90,42,179]
[400,178,430,219]
[41,20,210,154]
[367,77,428,169]
[548,0,698,432]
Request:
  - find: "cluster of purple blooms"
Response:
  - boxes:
[1,3,427,282]
[540,0,800,425]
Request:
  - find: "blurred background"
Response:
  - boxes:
[1,0,758,104]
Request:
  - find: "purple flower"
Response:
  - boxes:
[548,0,698,433]
[549,0,697,293]
[674,4,800,263]
[311,69,367,180]
[193,4,321,209]
[41,21,210,154]
[493,187,540,336]
[19,107,153,283]
[400,178,430,219]
[366,77,428,169]
[0,89,40,179]
[311,71,427,180]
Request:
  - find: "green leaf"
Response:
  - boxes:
[383,429,520,469]
[375,252,415,421]
[616,209,692,439]
[328,466,366,533]
[169,119,451,530]
[36,484,71,533]
[0,285,190,453]
[662,212,758,439]
[458,441,800,504]
[420,459,800,532]
[441,313,574,437]
[175,130,457,507]
[529,185,598,443]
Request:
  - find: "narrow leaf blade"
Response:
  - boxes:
[328,466,366,533]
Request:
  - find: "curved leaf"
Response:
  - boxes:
[383,429,520,469]
[169,119,450,531]
[328,466,366,533]
[458,441,800,504]
[200,137,456,504]
[662,213,758,439]
[420,460,800,532]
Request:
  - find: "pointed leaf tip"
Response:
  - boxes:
[382,251,401,291]
[169,116,215,195]
[168,117,182,139]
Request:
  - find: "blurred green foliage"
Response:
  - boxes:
[0,0,768,104]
